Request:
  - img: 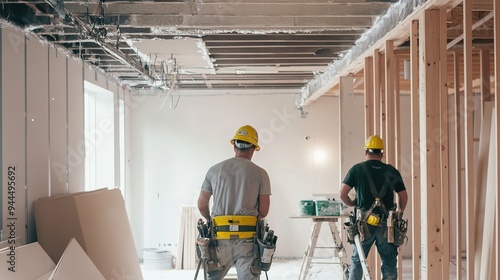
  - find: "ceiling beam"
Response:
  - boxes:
[63,2,392,17]
[296,0,464,107]
[74,15,375,29]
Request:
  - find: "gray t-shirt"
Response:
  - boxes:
[201,157,271,217]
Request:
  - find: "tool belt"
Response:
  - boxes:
[196,237,221,272]
[392,212,408,246]
[257,220,277,271]
[213,215,257,240]
[343,221,359,244]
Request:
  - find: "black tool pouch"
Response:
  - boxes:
[196,237,220,272]
[343,221,358,244]
[393,223,408,247]
[257,239,276,271]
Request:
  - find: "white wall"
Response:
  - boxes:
[127,93,341,257]
[126,92,423,259]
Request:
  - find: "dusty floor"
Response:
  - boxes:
[141,257,466,280]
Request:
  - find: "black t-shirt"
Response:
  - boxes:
[342,159,406,212]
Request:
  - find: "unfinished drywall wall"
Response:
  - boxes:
[0,23,121,246]
[1,25,27,246]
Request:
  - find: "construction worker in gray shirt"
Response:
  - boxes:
[197,125,271,280]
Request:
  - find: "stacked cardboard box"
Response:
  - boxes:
[0,242,55,279]
[0,239,105,279]
[34,188,143,280]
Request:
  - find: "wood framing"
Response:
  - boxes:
[419,9,444,278]
[298,0,500,279]
[380,51,386,143]
[374,49,382,136]
[463,0,475,278]
[453,51,463,280]
[410,19,421,280]
[385,40,396,166]
[393,53,403,279]
[366,53,377,279]
[439,9,450,279]
[365,56,374,138]
[495,0,500,277]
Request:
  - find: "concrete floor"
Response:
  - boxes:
[142,258,338,280]
[141,257,467,280]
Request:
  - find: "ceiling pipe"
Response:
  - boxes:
[295,0,421,108]
[46,0,66,19]
[43,0,154,83]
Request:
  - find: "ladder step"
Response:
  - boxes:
[223,271,237,279]
[311,261,342,265]
[223,274,237,280]
[314,246,343,249]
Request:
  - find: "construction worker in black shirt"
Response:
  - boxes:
[340,135,408,280]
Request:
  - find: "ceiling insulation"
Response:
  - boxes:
[0,0,395,95]
[0,0,496,107]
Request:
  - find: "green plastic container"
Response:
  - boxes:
[298,200,316,216]
[315,200,342,216]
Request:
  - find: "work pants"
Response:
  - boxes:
[207,238,260,280]
[348,225,398,280]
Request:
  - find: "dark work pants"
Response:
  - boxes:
[348,225,398,280]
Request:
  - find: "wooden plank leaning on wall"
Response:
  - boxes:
[494,0,500,277]
[410,19,421,280]
[463,0,475,278]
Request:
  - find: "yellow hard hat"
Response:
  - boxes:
[230,125,260,151]
[364,135,384,150]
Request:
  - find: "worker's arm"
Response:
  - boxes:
[197,190,212,220]
[397,190,408,212]
[339,183,356,207]
[258,194,270,219]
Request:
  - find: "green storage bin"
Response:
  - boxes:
[315,200,342,216]
[298,200,316,216]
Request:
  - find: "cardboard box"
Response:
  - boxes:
[48,238,105,280]
[35,188,143,280]
[33,238,104,280]
[0,242,55,280]
[0,239,105,280]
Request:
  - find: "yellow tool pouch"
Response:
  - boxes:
[213,215,257,240]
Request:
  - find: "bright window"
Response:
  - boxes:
[84,81,115,190]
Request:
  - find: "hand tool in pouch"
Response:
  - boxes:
[257,222,277,273]
[194,219,220,280]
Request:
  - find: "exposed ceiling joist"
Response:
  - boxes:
[4,0,492,99]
